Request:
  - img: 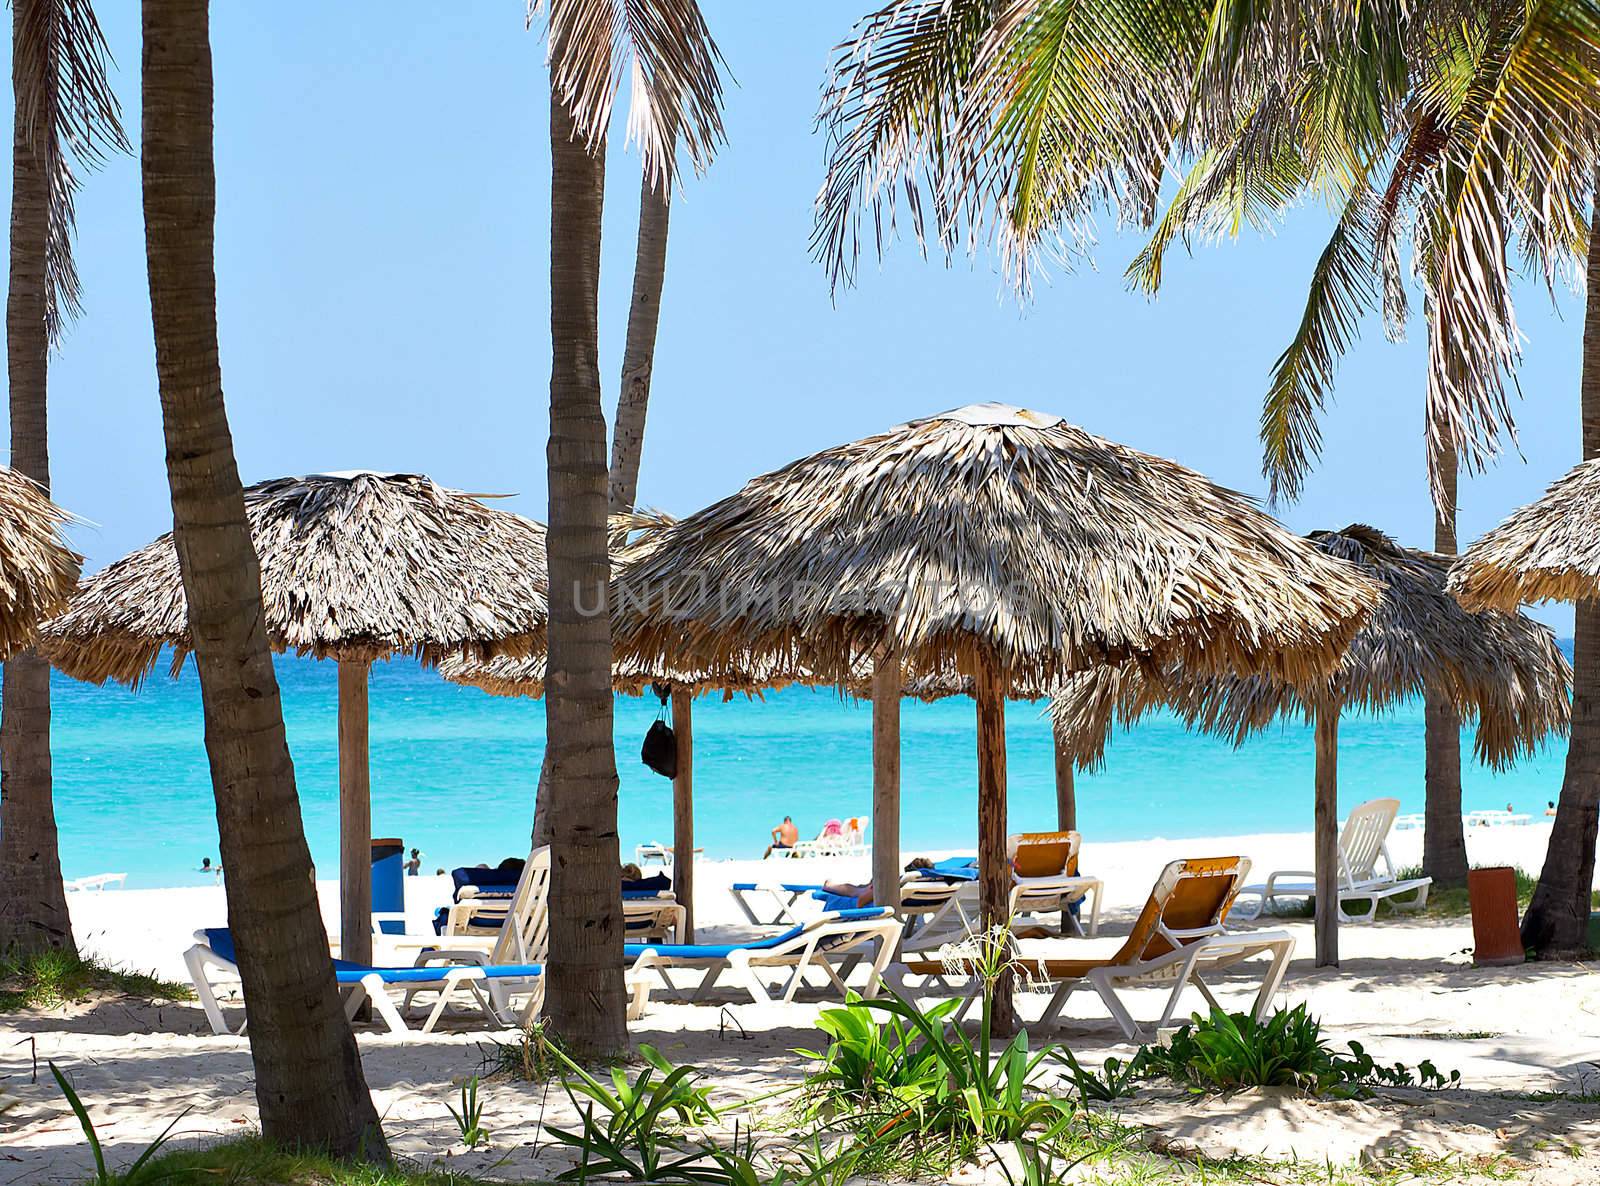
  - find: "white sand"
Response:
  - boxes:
[3,823,1598,1184]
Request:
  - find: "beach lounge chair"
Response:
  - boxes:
[1464,809,1532,827]
[624,874,685,942]
[1007,831,1103,937]
[185,848,648,1037]
[782,819,848,859]
[635,842,703,866]
[65,873,126,892]
[895,857,1294,1041]
[627,907,902,1005]
[729,865,972,931]
[1233,797,1432,922]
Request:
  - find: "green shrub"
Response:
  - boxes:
[1137,1006,1460,1095]
[801,988,1071,1144]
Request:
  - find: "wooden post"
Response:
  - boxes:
[974,651,1015,1035]
[671,687,695,942]
[1051,714,1077,832]
[1313,704,1340,968]
[338,659,372,971]
[872,650,902,911]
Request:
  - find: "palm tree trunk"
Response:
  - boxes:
[1522,182,1600,956]
[1051,714,1077,832]
[1423,441,1468,889]
[530,170,671,858]
[140,0,386,1157]
[0,0,73,957]
[608,173,670,516]
[544,83,626,1057]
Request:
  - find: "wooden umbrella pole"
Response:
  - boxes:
[871,648,902,911]
[1051,713,1077,832]
[671,687,695,941]
[975,649,1015,1036]
[338,658,373,970]
[1313,702,1340,967]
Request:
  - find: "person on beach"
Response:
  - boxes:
[822,857,934,907]
[1546,800,1558,816]
[405,848,422,876]
[764,816,799,858]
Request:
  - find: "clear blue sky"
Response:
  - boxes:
[8,3,1586,631]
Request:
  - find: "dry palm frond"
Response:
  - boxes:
[41,472,548,685]
[437,649,787,701]
[0,465,80,658]
[13,0,130,341]
[610,404,1380,696]
[1450,457,1600,611]
[532,0,727,187]
[1056,524,1570,770]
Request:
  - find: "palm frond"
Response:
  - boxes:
[532,0,727,186]
[1414,0,1600,502]
[13,0,129,342]
[812,0,994,293]
[1260,185,1383,505]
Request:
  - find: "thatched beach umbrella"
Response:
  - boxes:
[610,403,1380,1027]
[41,472,548,964]
[1449,458,1600,954]
[0,465,80,657]
[1054,525,1571,965]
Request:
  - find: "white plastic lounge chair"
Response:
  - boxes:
[635,842,703,866]
[627,907,902,1005]
[895,857,1294,1041]
[624,892,685,943]
[185,848,648,1037]
[1233,797,1432,923]
[1464,809,1532,827]
[1007,831,1103,937]
[729,870,967,932]
[65,873,126,892]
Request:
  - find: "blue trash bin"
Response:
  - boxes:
[372,838,405,934]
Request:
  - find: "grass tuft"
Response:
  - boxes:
[0,947,192,1011]
[89,1137,492,1185]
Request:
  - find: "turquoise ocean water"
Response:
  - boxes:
[33,649,1570,889]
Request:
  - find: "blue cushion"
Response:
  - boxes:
[732,881,823,894]
[451,864,522,899]
[623,873,671,895]
[202,928,540,985]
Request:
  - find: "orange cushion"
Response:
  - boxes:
[1012,832,1077,878]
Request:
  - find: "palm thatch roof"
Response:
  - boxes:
[1450,457,1600,611]
[436,649,790,699]
[0,465,80,658]
[42,472,548,684]
[1054,525,1571,770]
[611,404,1381,693]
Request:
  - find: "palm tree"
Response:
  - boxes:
[0,0,126,957]
[139,0,386,1157]
[815,0,1600,952]
[536,0,724,1054]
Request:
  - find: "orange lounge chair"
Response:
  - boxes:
[896,856,1293,1040]
[1007,830,1103,937]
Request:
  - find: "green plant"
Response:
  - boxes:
[480,1019,565,1082]
[1137,1007,1461,1097]
[0,948,191,1011]
[51,1061,187,1186]
[1051,1049,1142,1104]
[445,1075,489,1150]
[545,1043,721,1181]
[801,978,1071,1144]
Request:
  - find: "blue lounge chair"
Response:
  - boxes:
[184,848,650,1037]
[627,907,901,1004]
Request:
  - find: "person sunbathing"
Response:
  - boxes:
[821,857,934,907]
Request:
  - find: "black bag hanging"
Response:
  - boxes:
[641,682,678,779]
